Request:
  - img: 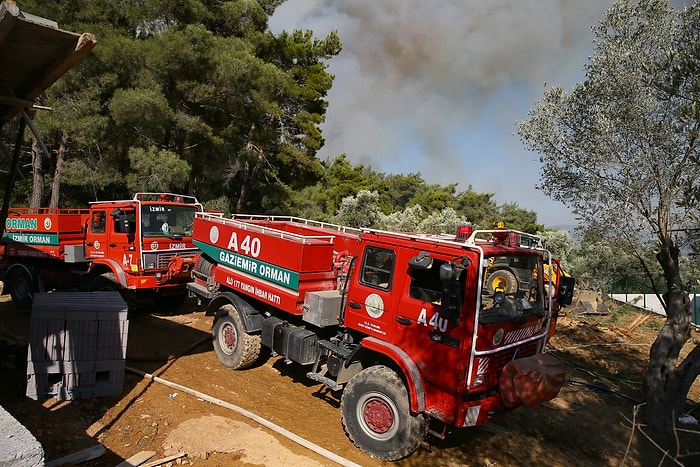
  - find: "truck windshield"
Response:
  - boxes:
[479,253,545,323]
[140,204,197,238]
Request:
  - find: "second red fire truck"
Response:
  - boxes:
[0,193,203,307]
[187,212,574,461]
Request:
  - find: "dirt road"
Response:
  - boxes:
[1,293,699,466]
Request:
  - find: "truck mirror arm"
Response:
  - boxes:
[440,279,463,324]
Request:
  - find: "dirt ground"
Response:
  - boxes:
[1,289,700,467]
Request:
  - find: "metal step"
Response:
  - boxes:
[317,339,354,359]
[306,371,344,392]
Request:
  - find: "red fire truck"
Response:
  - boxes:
[0,193,203,308]
[187,212,574,461]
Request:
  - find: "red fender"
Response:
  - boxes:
[88,258,129,287]
[361,336,426,413]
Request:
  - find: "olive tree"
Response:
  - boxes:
[517,0,700,434]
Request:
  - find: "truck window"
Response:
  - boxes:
[91,211,106,233]
[409,259,445,304]
[360,247,394,290]
[480,253,545,323]
[141,204,197,237]
[113,211,137,234]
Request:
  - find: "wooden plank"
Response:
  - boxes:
[44,444,106,467]
[114,450,157,467]
[142,452,187,467]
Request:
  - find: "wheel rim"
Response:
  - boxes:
[219,322,237,356]
[492,277,507,290]
[356,391,399,440]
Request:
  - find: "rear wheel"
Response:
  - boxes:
[5,268,36,309]
[341,365,427,461]
[212,303,261,369]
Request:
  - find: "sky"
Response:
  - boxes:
[267,0,684,228]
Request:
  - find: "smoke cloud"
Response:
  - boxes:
[270,1,621,224]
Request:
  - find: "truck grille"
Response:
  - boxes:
[143,250,197,270]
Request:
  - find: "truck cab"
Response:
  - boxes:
[84,193,203,304]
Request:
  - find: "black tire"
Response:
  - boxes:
[212,303,261,370]
[341,365,427,461]
[486,269,518,294]
[88,272,120,292]
[5,268,36,309]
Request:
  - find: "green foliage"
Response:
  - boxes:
[317,155,372,215]
[1,0,338,212]
[126,147,191,193]
[517,0,700,293]
[538,229,575,266]
[494,202,543,233]
[516,0,700,432]
[417,208,468,235]
[455,187,497,227]
[410,183,458,214]
[203,196,232,216]
[334,190,381,228]
[377,205,423,232]
[517,0,700,246]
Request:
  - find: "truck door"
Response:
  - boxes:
[85,210,108,260]
[393,255,466,391]
[343,245,397,340]
[106,207,138,273]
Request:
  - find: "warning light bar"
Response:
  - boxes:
[455,225,473,241]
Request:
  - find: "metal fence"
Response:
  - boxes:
[606,276,699,323]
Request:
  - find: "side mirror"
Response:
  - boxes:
[119,215,131,234]
[439,262,455,281]
[440,263,462,322]
[409,251,432,270]
[441,279,463,322]
[556,275,575,306]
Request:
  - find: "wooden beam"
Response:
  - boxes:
[44,444,107,467]
[0,1,20,45]
[21,31,97,103]
[0,95,33,107]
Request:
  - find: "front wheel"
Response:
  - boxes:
[212,304,261,370]
[5,268,36,309]
[88,272,120,292]
[341,365,427,461]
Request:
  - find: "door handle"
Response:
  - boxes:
[396,317,412,326]
[109,243,117,247]
[347,301,362,309]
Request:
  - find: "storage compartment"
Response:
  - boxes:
[64,244,86,263]
[303,290,342,327]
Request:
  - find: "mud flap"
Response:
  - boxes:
[498,353,566,408]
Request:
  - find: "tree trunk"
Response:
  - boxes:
[644,241,695,434]
[30,138,44,208]
[49,134,68,208]
[236,160,249,213]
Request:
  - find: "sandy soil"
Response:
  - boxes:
[1,291,699,466]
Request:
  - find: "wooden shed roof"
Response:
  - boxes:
[0,1,96,124]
